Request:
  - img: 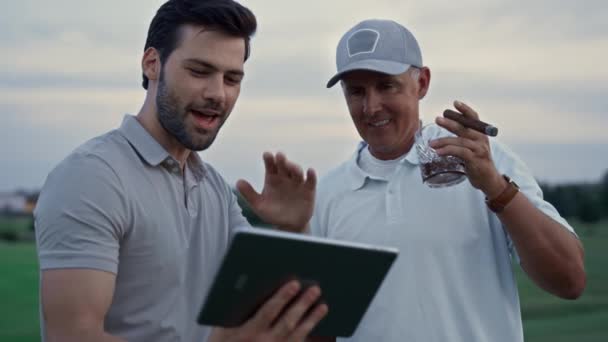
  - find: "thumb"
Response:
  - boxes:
[236,179,262,209]
[305,168,317,191]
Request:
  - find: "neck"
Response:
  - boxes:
[368,119,422,160]
[136,91,191,168]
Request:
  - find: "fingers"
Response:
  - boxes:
[247,281,301,330]
[432,144,475,163]
[430,136,492,162]
[264,152,278,175]
[435,118,489,157]
[236,179,261,208]
[267,151,316,186]
[245,282,328,341]
[207,327,229,342]
[288,162,305,184]
[453,100,479,120]
[435,102,491,165]
[275,152,303,182]
[305,168,317,192]
[430,137,481,156]
[288,299,329,341]
[436,115,487,141]
[288,302,329,341]
[442,100,487,139]
[272,286,325,339]
[275,152,288,177]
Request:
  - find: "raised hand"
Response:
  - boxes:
[236,152,317,232]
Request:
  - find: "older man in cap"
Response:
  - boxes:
[310,19,585,342]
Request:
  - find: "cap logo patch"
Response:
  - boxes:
[347,29,379,57]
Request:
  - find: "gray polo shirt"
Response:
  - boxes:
[35,115,250,341]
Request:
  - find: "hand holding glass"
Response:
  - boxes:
[415,124,466,188]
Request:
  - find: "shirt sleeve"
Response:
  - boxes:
[228,188,253,232]
[34,153,129,274]
[309,177,331,238]
[309,208,325,237]
[490,139,577,262]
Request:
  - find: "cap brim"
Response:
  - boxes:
[326,60,412,88]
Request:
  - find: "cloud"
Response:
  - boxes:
[1,0,607,190]
[0,0,158,47]
[510,142,608,184]
[0,71,136,89]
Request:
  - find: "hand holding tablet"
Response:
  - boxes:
[198,227,398,337]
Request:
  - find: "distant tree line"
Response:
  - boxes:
[4,172,606,243]
[540,170,608,224]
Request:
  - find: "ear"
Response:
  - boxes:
[417,67,431,99]
[142,47,162,84]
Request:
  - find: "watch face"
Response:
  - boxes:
[511,180,520,189]
[504,175,519,189]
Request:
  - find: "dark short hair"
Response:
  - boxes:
[142,0,257,89]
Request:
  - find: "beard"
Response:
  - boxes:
[155,70,224,152]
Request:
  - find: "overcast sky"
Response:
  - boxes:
[1,0,607,192]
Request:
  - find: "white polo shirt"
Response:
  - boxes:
[311,124,574,342]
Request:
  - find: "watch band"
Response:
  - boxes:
[486,175,519,213]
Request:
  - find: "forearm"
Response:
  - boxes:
[306,336,336,342]
[497,192,586,299]
[47,329,127,342]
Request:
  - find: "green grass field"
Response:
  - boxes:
[515,221,608,341]
[1,220,607,341]
[0,243,40,342]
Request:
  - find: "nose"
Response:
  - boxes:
[362,90,381,116]
[203,74,226,105]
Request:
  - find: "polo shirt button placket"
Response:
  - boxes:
[187,200,197,217]
[164,158,181,175]
[385,186,393,219]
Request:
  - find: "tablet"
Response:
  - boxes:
[197,227,398,337]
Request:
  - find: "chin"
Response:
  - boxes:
[192,135,218,151]
[367,140,390,151]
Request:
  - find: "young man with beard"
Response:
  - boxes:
[310,19,585,341]
[34,1,326,341]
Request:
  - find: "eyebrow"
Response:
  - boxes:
[378,75,399,82]
[183,58,244,77]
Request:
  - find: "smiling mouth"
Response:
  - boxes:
[191,109,221,129]
[369,119,390,127]
[192,108,221,117]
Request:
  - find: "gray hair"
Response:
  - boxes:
[338,66,421,88]
[408,67,420,81]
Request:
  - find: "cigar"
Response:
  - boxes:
[443,109,498,137]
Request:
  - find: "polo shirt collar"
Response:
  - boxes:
[345,139,421,191]
[119,115,206,182]
[187,152,206,182]
[119,115,169,166]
